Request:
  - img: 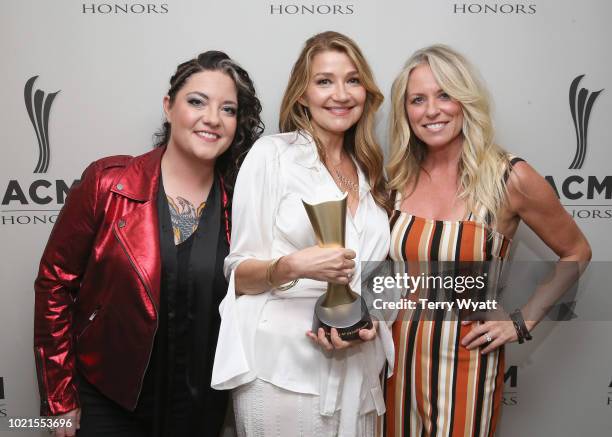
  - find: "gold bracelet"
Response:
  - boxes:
[265,257,281,287]
[276,279,299,291]
[266,256,299,291]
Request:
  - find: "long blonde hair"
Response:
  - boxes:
[387,44,510,224]
[279,31,390,212]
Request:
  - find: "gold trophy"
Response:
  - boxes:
[303,194,372,341]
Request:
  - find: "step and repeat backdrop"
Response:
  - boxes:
[1,1,610,435]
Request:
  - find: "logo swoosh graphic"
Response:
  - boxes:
[568,74,582,170]
[575,87,588,169]
[41,91,59,173]
[24,76,60,173]
[578,89,603,169]
[34,90,46,173]
[24,76,44,173]
[569,75,603,170]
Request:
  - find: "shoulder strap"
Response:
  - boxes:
[504,156,525,183]
[392,189,402,210]
[482,156,525,226]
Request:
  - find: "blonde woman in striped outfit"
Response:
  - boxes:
[380,45,591,437]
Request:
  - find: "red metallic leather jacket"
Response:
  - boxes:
[34,147,229,415]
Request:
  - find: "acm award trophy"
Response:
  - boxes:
[303,194,372,341]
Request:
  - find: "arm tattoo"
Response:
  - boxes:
[166,196,206,244]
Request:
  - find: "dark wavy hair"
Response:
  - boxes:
[154,50,264,209]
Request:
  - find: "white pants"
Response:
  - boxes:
[232,379,375,437]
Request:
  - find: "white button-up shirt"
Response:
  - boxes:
[212,131,392,434]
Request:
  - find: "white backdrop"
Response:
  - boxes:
[1,1,610,435]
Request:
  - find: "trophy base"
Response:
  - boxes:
[312,292,372,341]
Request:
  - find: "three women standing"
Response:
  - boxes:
[34,34,591,437]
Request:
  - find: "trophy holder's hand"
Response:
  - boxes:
[306,320,378,351]
[285,245,356,284]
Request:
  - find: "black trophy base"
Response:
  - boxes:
[312,293,372,341]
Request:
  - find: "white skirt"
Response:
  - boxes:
[232,378,375,437]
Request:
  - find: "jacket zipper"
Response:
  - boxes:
[34,346,49,413]
[89,308,99,321]
[113,228,158,409]
[76,305,101,340]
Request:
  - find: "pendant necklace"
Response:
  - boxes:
[328,153,359,193]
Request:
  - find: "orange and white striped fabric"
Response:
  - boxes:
[379,210,511,437]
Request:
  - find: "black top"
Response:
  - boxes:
[136,175,229,436]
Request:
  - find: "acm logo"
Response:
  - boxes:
[568,75,603,170]
[1,76,79,226]
[545,75,609,220]
[503,366,518,406]
[24,75,59,174]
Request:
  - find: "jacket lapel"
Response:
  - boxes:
[111,147,164,313]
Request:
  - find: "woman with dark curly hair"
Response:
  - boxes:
[33,51,263,437]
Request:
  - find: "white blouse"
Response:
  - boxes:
[212,132,393,435]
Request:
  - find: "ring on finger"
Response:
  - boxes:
[484,332,493,343]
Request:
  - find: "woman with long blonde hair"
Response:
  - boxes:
[383,45,590,436]
[212,31,392,436]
